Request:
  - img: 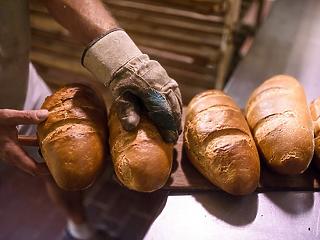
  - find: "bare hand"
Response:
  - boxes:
[0,109,50,176]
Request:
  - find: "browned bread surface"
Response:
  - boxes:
[38,84,107,191]
[310,97,320,169]
[246,75,314,175]
[184,90,260,195]
[108,105,173,192]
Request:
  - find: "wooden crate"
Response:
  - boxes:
[30,0,254,103]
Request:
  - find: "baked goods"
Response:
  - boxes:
[184,90,260,195]
[310,97,320,169]
[246,75,314,175]
[108,104,173,192]
[38,84,107,191]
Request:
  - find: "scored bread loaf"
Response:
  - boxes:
[184,90,260,195]
[246,75,314,175]
[38,84,107,191]
[108,104,173,192]
[310,97,320,169]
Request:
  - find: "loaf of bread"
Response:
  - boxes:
[184,90,260,195]
[108,105,173,192]
[246,75,314,175]
[310,97,320,169]
[38,84,107,191]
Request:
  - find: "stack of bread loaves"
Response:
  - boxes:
[184,75,317,195]
[37,84,173,193]
[37,75,319,195]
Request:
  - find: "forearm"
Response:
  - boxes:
[43,1,182,143]
[43,0,119,44]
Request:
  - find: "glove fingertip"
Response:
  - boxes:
[159,129,178,144]
[120,114,140,131]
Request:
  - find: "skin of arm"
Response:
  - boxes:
[43,0,182,143]
[43,0,119,44]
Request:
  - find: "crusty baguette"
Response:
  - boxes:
[108,105,173,192]
[38,84,107,191]
[310,98,320,169]
[184,90,260,195]
[246,75,314,175]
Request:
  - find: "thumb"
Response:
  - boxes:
[4,142,50,176]
[0,109,49,125]
[114,92,140,131]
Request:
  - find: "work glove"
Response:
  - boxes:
[82,29,182,143]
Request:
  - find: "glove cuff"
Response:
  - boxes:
[82,29,142,85]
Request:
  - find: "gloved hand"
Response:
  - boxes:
[82,29,182,143]
[0,109,49,176]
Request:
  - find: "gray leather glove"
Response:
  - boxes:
[82,29,182,143]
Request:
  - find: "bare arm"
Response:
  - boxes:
[43,0,182,143]
[43,0,119,44]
